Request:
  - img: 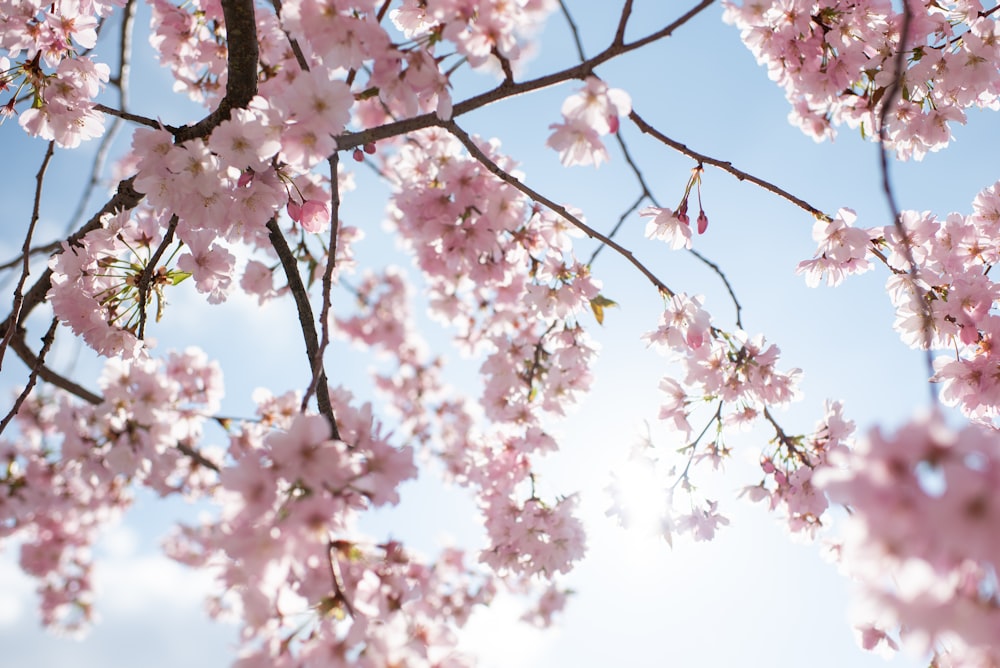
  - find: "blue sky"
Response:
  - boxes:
[4,1,997,666]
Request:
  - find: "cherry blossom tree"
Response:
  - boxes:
[2,0,1000,666]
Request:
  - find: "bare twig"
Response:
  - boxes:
[303,154,341,413]
[266,218,340,439]
[0,242,61,273]
[613,0,635,46]
[444,120,675,298]
[0,318,61,436]
[0,142,54,371]
[336,0,716,151]
[689,248,743,329]
[629,110,830,221]
[557,0,587,61]
[877,3,936,399]
[5,320,103,406]
[92,104,170,131]
[268,0,310,72]
[587,191,648,267]
[176,442,222,472]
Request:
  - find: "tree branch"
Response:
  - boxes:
[174,0,259,142]
[628,110,830,221]
[443,120,675,298]
[613,0,635,46]
[0,142,54,372]
[265,218,340,439]
[302,154,341,414]
[335,0,715,151]
[5,320,103,407]
[0,318,65,436]
[557,0,587,60]
[137,215,179,340]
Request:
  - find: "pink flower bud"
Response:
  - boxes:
[697,210,708,234]
[677,199,689,225]
[608,115,619,134]
[364,142,377,155]
[237,170,254,188]
[353,148,364,162]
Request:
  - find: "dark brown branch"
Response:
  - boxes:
[1,142,54,372]
[266,218,340,439]
[92,104,168,131]
[8,176,144,329]
[6,321,103,406]
[268,0,309,72]
[613,0,635,46]
[176,442,222,473]
[137,215,179,339]
[302,154,341,413]
[0,318,63,436]
[444,120,675,298]
[174,0,259,142]
[628,110,830,221]
[335,0,715,151]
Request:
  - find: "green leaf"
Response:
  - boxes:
[168,270,192,286]
[589,294,618,325]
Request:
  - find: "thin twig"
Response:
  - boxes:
[269,0,310,72]
[689,248,743,329]
[335,0,716,151]
[613,0,635,46]
[0,318,61,436]
[587,191,648,267]
[137,215,179,339]
[629,110,830,220]
[0,242,61,273]
[0,142,54,372]
[588,131,655,265]
[671,400,724,490]
[266,218,340,439]
[557,0,587,61]
[444,120,675,298]
[5,320,103,406]
[92,104,168,131]
[176,442,222,472]
[303,154,341,413]
[877,2,936,399]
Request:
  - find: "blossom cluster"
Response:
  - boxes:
[725,0,1000,159]
[798,177,1000,662]
[2,347,222,632]
[547,76,632,167]
[818,413,1000,666]
[165,390,501,666]
[800,179,1000,425]
[0,0,116,147]
[12,0,1000,665]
